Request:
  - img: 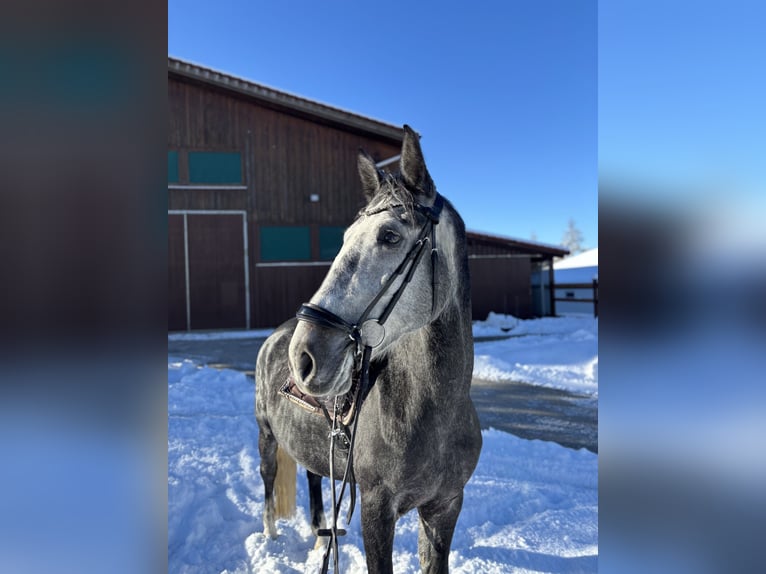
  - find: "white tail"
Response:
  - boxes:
[274,446,297,518]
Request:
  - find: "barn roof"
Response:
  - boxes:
[466,230,570,257]
[168,56,404,145]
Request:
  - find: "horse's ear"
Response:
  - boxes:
[400,125,435,203]
[357,149,380,202]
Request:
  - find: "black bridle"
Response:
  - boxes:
[297,192,444,350]
[294,192,444,574]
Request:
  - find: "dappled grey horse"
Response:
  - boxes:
[255,126,482,573]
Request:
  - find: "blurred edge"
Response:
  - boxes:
[599,1,766,571]
[0,1,764,573]
[598,0,766,574]
[599,187,766,574]
[0,2,167,573]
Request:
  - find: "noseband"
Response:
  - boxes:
[296,192,444,351]
[293,192,444,574]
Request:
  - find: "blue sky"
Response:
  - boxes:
[168,0,597,249]
[599,0,765,205]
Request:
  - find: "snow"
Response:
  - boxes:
[167,314,598,397]
[168,315,598,573]
[553,248,598,286]
[472,314,598,397]
[553,248,598,271]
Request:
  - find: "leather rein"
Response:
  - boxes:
[293,193,444,574]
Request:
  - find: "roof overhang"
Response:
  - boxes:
[168,57,404,146]
[467,230,570,257]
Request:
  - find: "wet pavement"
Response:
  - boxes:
[470,378,597,453]
[168,335,598,453]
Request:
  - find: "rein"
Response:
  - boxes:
[294,193,443,574]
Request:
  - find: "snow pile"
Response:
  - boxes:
[473,313,597,339]
[472,312,523,337]
[168,359,598,573]
[472,315,598,397]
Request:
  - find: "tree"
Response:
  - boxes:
[561,218,585,255]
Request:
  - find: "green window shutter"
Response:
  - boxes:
[319,226,346,260]
[188,151,242,184]
[168,151,179,183]
[260,227,311,261]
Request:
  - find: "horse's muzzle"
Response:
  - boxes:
[288,322,355,397]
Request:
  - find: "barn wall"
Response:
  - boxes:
[469,257,534,320]
[252,264,332,328]
[467,239,530,257]
[168,76,401,226]
[168,215,187,330]
[167,68,563,330]
[168,74,403,329]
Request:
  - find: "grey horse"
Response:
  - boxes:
[255,125,482,574]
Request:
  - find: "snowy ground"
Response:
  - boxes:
[473,314,598,397]
[168,315,598,573]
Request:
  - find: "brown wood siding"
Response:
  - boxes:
[168,74,405,329]
[467,238,534,257]
[168,215,188,330]
[187,214,247,329]
[168,77,400,228]
[167,71,559,329]
[469,257,533,320]
[252,265,331,328]
[167,188,249,212]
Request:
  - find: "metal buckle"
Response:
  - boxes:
[359,320,385,348]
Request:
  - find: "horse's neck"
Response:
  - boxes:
[383,298,473,399]
[378,214,472,402]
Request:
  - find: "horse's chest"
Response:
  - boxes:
[353,418,448,485]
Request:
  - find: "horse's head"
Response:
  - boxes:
[288,125,455,397]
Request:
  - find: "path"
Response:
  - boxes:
[168,335,598,453]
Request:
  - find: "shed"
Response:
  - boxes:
[467,231,569,320]
[168,57,567,330]
[553,247,599,316]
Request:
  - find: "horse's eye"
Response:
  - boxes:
[381,230,401,245]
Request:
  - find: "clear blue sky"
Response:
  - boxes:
[599,0,765,207]
[168,0,597,249]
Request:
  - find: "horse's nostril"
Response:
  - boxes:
[299,352,314,381]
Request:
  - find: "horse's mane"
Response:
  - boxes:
[361,170,422,222]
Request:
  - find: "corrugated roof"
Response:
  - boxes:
[168,56,404,144]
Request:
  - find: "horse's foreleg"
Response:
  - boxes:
[307,470,327,549]
[258,429,279,539]
[416,492,464,574]
[360,487,396,574]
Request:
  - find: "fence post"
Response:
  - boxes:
[593,278,599,318]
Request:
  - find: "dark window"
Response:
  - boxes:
[260,227,311,261]
[319,226,346,260]
[168,151,179,183]
[188,151,242,184]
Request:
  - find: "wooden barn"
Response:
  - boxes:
[466,231,568,320]
[168,57,566,330]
